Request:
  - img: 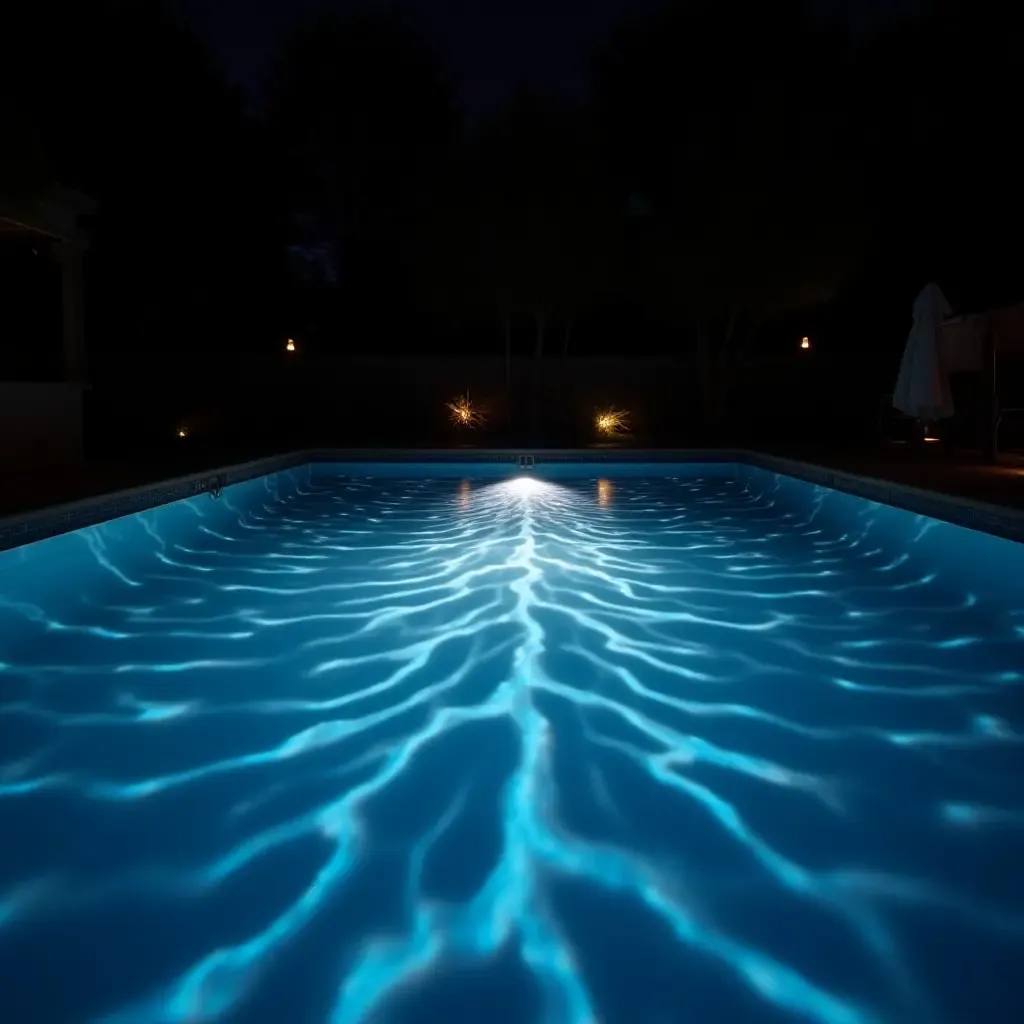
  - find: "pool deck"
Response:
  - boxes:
[766,445,1024,511]
[2,444,1023,551]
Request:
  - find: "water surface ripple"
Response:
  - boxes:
[1,471,1023,1024]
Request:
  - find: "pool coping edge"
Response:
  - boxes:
[2,447,1023,552]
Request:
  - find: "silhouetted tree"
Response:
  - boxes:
[412,96,617,426]
[850,5,1024,311]
[3,0,288,358]
[412,157,512,373]
[472,97,615,360]
[595,0,867,423]
[267,10,458,340]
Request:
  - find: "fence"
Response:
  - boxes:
[81,351,900,456]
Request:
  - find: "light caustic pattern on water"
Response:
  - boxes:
[2,468,1024,1024]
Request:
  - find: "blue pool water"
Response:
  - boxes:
[1,462,1023,1024]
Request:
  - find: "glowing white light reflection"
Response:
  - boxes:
[500,475,551,498]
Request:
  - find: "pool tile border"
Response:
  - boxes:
[751,454,1024,544]
[0,453,302,554]
[2,447,1023,553]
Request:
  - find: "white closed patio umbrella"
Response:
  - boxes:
[893,281,955,422]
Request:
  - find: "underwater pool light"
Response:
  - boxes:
[507,476,546,496]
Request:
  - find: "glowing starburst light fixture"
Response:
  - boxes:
[595,407,630,438]
[800,336,811,350]
[447,393,484,429]
[286,338,296,353]
[176,426,188,439]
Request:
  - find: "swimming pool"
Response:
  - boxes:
[1,460,1022,1024]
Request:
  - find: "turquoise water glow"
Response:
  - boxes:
[1,462,1023,1023]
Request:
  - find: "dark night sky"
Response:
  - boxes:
[169,0,917,115]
